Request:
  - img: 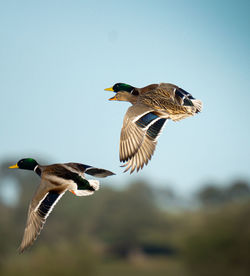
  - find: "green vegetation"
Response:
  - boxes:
[1,161,250,276]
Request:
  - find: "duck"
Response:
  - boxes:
[105,82,202,173]
[9,158,115,253]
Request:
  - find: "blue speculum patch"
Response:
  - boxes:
[147,118,166,140]
[136,112,159,128]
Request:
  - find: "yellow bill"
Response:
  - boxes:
[9,164,19,169]
[104,87,114,92]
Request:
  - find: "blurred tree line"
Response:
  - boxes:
[0,159,250,276]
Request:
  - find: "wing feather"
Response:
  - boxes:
[119,105,155,162]
[122,118,168,173]
[19,181,66,253]
[62,163,114,178]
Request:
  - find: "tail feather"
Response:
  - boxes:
[73,190,94,196]
[192,99,203,113]
[73,180,100,197]
[88,179,100,191]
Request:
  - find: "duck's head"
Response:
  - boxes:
[105,83,138,103]
[9,158,38,171]
[105,83,134,93]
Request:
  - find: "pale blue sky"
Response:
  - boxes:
[1,0,250,196]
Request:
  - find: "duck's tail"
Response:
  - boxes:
[88,179,100,191]
[72,180,100,196]
[192,99,203,113]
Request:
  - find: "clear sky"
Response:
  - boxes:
[1,0,250,196]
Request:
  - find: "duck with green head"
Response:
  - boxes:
[104,82,158,97]
[9,158,115,253]
[105,82,203,174]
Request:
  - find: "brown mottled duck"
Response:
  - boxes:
[105,82,202,173]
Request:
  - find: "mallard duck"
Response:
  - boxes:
[9,158,115,253]
[105,83,202,173]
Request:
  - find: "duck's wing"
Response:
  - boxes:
[120,104,154,162]
[63,163,115,178]
[19,180,66,253]
[122,117,168,173]
[120,104,168,173]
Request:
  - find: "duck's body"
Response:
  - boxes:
[9,158,115,253]
[137,83,202,120]
[105,82,202,173]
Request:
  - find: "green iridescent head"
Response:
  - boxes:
[105,83,134,93]
[9,158,38,171]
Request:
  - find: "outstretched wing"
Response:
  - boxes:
[85,168,115,178]
[119,104,155,162]
[19,181,66,253]
[63,163,115,178]
[120,105,168,173]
